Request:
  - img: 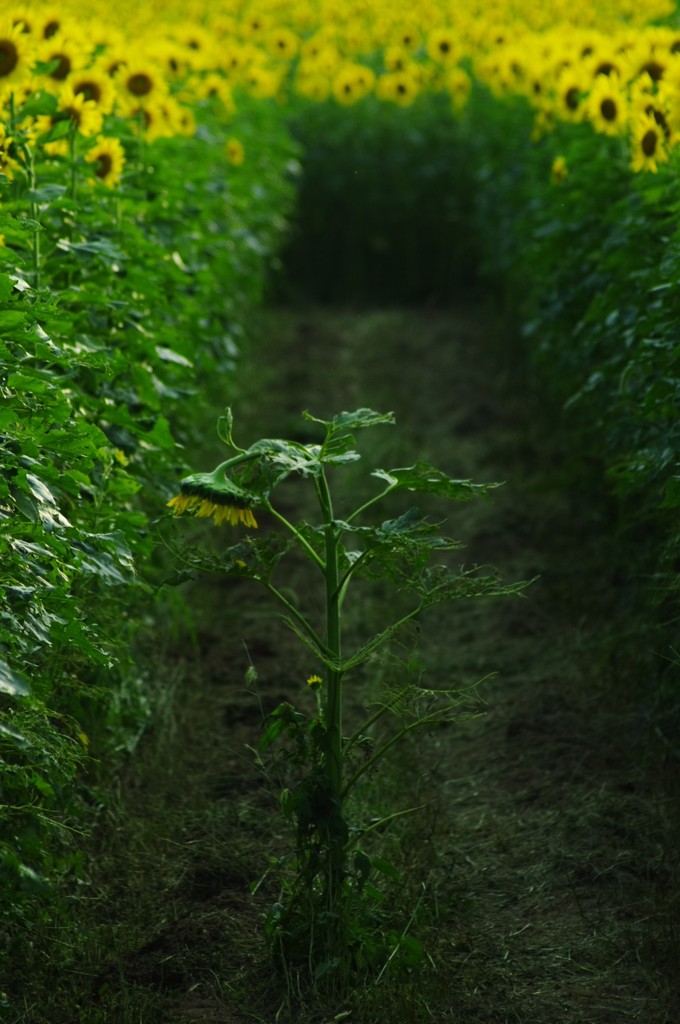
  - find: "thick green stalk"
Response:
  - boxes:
[317,470,345,912]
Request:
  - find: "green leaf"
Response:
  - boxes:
[0,311,29,335]
[0,721,30,748]
[0,274,13,303]
[18,89,58,116]
[217,407,238,450]
[304,407,395,435]
[373,462,500,500]
[0,657,30,697]
[661,475,680,509]
[372,856,401,882]
[25,185,68,204]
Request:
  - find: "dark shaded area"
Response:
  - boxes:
[273,95,481,306]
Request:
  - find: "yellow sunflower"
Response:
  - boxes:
[117,61,167,106]
[332,62,375,105]
[166,467,258,529]
[70,65,116,114]
[585,72,629,136]
[448,66,471,111]
[555,67,588,123]
[426,28,459,66]
[38,31,88,88]
[294,71,330,102]
[629,110,669,172]
[0,17,35,89]
[266,27,299,62]
[225,137,245,165]
[85,134,125,187]
[376,70,419,106]
[33,6,63,40]
[241,62,281,100]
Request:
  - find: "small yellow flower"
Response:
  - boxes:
[306,674,323,688]
[86,135,125,188]
[226,137,244,165]
[551,154,568,184]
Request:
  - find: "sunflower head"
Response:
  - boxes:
[167,467,259,528]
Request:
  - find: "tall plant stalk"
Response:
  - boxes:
[168,407,528,990]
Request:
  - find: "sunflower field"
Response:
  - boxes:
[2,0,680,1019]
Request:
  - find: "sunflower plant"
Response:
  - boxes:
[168,407,525,990]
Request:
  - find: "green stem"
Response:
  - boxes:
[316,469,345,913]
[341,707,454,800]
[345,483,397,523]
[69,124,77,203]
[261,579,332,662]
[26,148,40,296]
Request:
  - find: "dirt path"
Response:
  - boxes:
[87,306,670,1024]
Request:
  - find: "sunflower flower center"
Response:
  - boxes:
[600,97,617,121]
[94,153,113,178]
[642,129,657,157]
[565,86,579,110]
[49,54,71,81]
[127,72,153,96]
[0,40,18,77]
[75,80,102,102]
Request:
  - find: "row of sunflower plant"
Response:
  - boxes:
[0,1,299,998]
[462,15,680,591]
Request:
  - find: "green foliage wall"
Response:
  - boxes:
[465,84,680,574]
[277,94,480,305]
[0,96,297,970]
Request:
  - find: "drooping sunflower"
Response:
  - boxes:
[167,466,259,529]
[85,134,125,187]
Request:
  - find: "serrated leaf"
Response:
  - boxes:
[304,407,395,435]
[373,462,500,500]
